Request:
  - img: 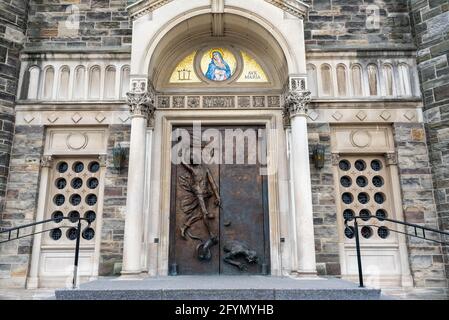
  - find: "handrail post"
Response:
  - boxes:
[72,219,82,289]
[354,218,364,288]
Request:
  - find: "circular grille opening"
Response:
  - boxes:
[343,209,355,221]
[372,176,384,188]
[70,194,82,206]
[86,194,98,206]
[52,211,64,223]
[73,162,84,173]
[371,160,382,171]
[50,228,62,241]
[361,226,373,239]
[85,211,96,223]
[68,211,80,223]
[374,192,386,204]
[57,162,68,173]
[340,176,352,188]
[87,177,99,189]
[55,178,67,190]
[376,209,387,221]
[360,209,371,221]
[342,193,353,204]
[354,160,366,171]
[358,192,370,204]
[82,227,95,241]
[66,227,78,241]
[71,178,83,189]
[53,194,65,206]
[356,176,368,188]
[378,226,390,239]
[89,161,100,173]
[344,226,355,239]
[339,160,351,171]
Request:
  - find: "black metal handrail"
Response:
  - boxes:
[344,215,449,288]
[0,217,93,289]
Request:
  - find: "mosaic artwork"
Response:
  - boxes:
[201,48,236,81]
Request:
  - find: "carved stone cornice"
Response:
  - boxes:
[127,0,309,20]
[283,90,312,119]
[40,155,53,168]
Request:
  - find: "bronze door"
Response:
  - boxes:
[169,125,270,275]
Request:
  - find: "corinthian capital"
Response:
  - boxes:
[283,90,311,119]
[126,79,156,121]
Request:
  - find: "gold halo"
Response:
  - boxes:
[209,48,225,59]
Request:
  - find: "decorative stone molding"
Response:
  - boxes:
[127,0,309,20]
[126,79,156,124]
[283,90,312,119]
[331,153,340,166]
[40,155,54,168]
[385,152,398,166]
[98,154,108,167]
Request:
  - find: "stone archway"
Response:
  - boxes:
[122,0,317,278]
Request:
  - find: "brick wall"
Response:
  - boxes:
[408,0,449,290]
[0,0,28,213]
[309,123,341,276]
[303,0,413,49]
[26,0,131,50]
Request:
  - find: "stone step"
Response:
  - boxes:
[55,276,382,300]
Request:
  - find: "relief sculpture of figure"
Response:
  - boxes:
[179,151,221,261]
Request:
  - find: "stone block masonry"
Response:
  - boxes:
[26,0,132,50]
[99,124,130,276]
[409,0,449,293]
[303,0,414,49]
[0,0,29,214]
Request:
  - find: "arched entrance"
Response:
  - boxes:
[122,0,317,278]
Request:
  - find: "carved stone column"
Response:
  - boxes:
[284,83,317,276]
[27,155,53,289]
[122,80,156,275]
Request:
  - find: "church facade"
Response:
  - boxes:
[0,0,448,299]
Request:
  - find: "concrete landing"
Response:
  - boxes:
[55,276,382,300]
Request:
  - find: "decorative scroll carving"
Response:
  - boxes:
[126,79,156,125]
[203,96,235,108]
[238,96,251,108]
[223,240,259,271]
[98,154,108,167]
[385,152,398,166]
[187,96,200,108]
[283,89,312,120]
[253,96,266,108]
[157,96,170,109]
[40,155,53,168]
[179,152,221,261]
[331,153,340,166]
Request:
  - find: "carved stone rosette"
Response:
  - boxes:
[385,152,398,166]
[283,90,312,126]
[126,82,156,126]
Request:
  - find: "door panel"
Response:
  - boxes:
[169,125,269,275]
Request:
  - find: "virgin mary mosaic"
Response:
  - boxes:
[201,48,237,82]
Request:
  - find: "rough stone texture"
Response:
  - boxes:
[303,0,414,49]
[0,0,28,213]
[26,0,132,50]
[393,123,448,298]
[0,125,45,288]
[98,124,130,276]
[408,0,449,292]
[308,123,340,277]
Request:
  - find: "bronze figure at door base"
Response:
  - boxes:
[223,241,259,271]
